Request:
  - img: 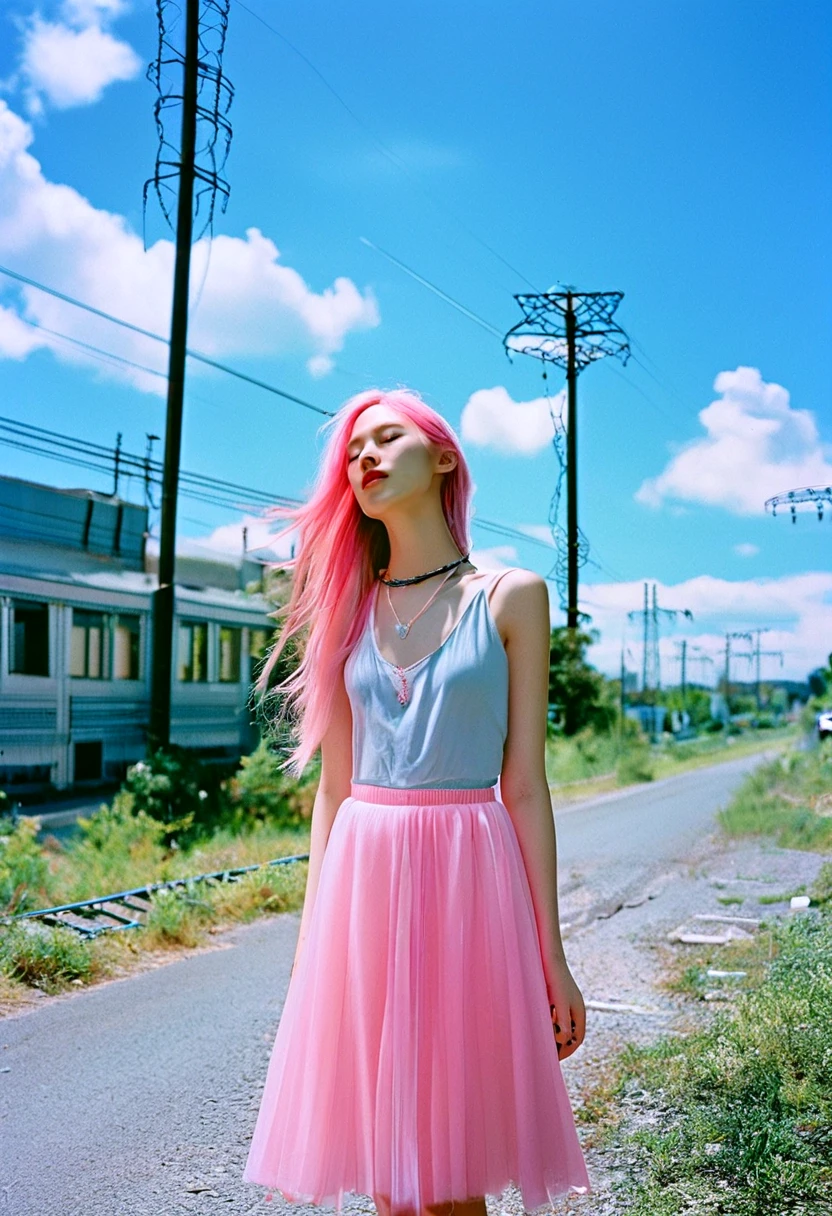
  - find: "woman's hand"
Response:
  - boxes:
[546,958,586,1062]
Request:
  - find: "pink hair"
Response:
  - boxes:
[255,388,474,777]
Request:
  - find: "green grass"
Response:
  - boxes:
[719,742,832,851]
[545,725,794,804]
[595,913,832,1215]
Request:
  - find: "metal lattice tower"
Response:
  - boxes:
[628,582,694,695]
[144,0,234,243]
[145,0,234,752]
[765,484,832,523]
[503,290,630,628]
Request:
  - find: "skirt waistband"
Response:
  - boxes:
[350,782,498,805]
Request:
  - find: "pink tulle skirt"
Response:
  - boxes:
[243,783,590,1213]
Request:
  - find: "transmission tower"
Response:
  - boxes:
[765,484,832,523]
[747,627,785,710]
[629,582,694,694]
[144,0,234,752]
[503,290,630,629]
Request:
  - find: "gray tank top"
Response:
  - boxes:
[344,568,513,789]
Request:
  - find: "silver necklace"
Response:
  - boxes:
[385,566,458,638]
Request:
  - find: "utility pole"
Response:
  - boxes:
[641,581,649,693]
[628,583,693,740]
[765,484,832,523]
[148,0,199,753]
[504,290,629,628]
[113,432,123,497]
[724,631,753,714]
[144,0,233,753]
[564,295,579,628]
[749,627,784,710]
[678,639,687,713]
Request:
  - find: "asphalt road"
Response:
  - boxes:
[1,751,768,1216]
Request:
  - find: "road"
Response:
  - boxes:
[0,752,768,1216]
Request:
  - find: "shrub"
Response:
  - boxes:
[0,921,94,991]
[616,726,655,785]
[57,792,171,903]
[222,740,318,831]
[0,815,49,913]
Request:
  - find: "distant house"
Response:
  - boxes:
[0,473,278,794]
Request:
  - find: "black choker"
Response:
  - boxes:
[380,554,471,587]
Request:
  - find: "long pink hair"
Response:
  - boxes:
[255,388,474,776]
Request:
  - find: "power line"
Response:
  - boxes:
[235,0,540,294]
[0,263,333,418]
[360,237,504,339]
[0,411,562,564]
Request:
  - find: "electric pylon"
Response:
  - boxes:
[765,484,832,523]
[627,583,693,740]
[145,0,234,752]
[503,290,630,629]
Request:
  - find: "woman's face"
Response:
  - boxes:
[345,404,455,517]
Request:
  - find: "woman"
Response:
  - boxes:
[243,388,590,1215]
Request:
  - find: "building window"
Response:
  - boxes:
[112,614,141,680]
[74,741,103,782]
[178,621,208,682]
[70,609,106,678]
[249,627,271,680]
[219,626,241,683]
[11,600,50,676]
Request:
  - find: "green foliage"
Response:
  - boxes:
[661,685,713,729]
[616,720,656,785]
[121,745,225,846]
[57,793,171,903]
[616,913,832,1214]
[0,922,94,991]
[144,883,213,947]
[0,815,49,913]
[548,626,617,737]
[222,739,318,831]
[719,742,832,851]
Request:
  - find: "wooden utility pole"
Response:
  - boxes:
[565,293,578,631]
[148,0,199,752]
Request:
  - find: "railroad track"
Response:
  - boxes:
[0,853,310,940]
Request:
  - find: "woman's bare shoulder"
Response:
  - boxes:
[484,567,549,644]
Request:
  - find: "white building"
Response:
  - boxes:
[0,473,277,794]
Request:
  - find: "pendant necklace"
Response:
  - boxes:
[380,566,460,705]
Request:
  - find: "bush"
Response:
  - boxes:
[616,721,655,785]
[222,740,318,831]
[0,921,94,991]
[615,913,832,1215]
[0,815,49,913]
[57,793,171,903]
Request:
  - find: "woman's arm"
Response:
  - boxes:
[496,569,586,1061]
[292,663,353,974]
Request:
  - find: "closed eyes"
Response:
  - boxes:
[347,433,400,463]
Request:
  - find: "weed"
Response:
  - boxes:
[0,922,94,992]
[719,742,832,851]
[0,815,50,913]
[601,913,832,1213]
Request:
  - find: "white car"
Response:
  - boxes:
[818,709,832,741]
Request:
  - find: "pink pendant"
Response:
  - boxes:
[393,665,410,705]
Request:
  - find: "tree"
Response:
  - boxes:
[548,627,616,736]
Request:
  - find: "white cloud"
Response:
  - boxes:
[515,523,556,547]
[734,543,759,558]
[21,15,141,111]
[460,385,563,455]
[578,570,832,684]
[636,366,832,515]
[0,101,380,392]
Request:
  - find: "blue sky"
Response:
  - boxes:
[0,0,830,681]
